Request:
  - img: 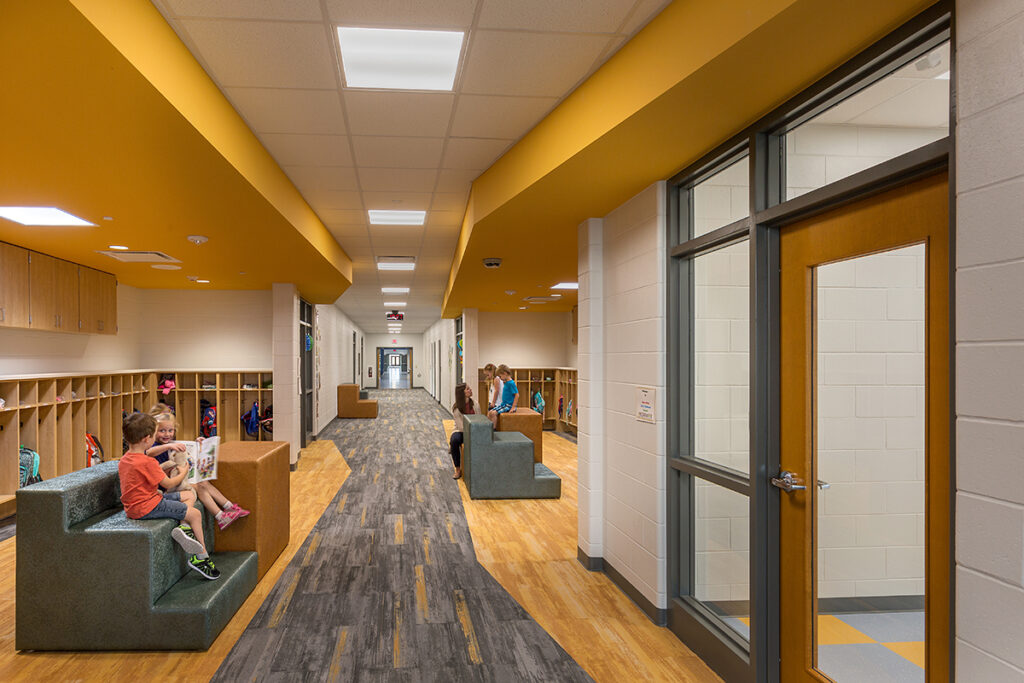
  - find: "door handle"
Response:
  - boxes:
[817,480,831,490]
[771,470,806,492]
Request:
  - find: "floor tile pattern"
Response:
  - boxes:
[212,389,592,682]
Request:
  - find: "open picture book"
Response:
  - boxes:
[176,436,220,484]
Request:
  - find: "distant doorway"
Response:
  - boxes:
[376,347,413,389]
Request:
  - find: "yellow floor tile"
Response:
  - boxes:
[883,641,925,668]
[816,615,875,645]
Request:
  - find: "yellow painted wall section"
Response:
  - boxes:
[69,0,353,284]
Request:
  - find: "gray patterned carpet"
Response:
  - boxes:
[212,389,592,682]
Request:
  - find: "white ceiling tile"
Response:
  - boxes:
[344,92,455,137]
[335,234,371,249]
[224,88,345,134]
[351,136,445,168]
[450,94,557,139]
[362,191,433,210]
[164,0,323,20]
[359,168,438,192]
[327,224,370,239]
[304,190,363,210]
[430,192,469,212]
[847,81,950,128]
[370,226,423,246]
[284,166,359,192]
[258,133,353,166]
[620,0,673,36]
[435,168,480,192]
[325,0,477,29]
[178,20,336,88]
[442,138,511,170]
[372,237,424,252]
[461,30,612,96]
[478,0,635,33]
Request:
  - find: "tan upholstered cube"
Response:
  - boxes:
[338,384,378,418]
[497,407,543,463]
[214,441,290,580]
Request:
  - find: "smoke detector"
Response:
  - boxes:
[187,235,209,245]
[482,257,502,269]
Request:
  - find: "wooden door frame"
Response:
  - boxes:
[778,172,950,681]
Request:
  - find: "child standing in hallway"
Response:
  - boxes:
[487,364,518,427]
[147,408,250,530]
[449,383,475,480]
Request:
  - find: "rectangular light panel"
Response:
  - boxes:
[338,27,463,91]
[382,287,410,294]
[0,206,94,226]
[383,301,407,307]
[368,210,426,225]
[551,282,579,290]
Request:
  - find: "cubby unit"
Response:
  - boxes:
[0,369,271,517]
[477,367,577,432]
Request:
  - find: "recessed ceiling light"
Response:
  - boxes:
[151,264,182,271]
[196,279,210,284]
[108,245,129,250]
[382,287,410,294]
[377,256,416,271]
[368,210,426,225]
[519,306,528,310]
[505,290,516,295]
[551,282,579,290]
[337,27,463,91]
[0,207,94,226]
[383,301,407,306]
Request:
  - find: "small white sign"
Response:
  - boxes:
[636,386,656,423]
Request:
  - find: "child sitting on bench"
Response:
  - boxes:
[487,364,518,427]
[118,412,220,580]
[147,406,249,530]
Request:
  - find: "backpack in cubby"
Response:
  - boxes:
[241,401,260,436]
[19,446,42,487]
[200,399,218,438]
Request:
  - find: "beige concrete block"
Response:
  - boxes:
[957,492,1024,585]
[957,418,1024,504]
[957,261,1024,341]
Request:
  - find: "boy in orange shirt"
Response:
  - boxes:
[118,412,220,580]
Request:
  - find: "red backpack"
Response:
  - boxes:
[85,433,103,467]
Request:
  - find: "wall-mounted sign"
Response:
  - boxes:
[636,386,655,424]
[386,311,404,321]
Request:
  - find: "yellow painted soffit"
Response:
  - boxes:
[69,0,353,285]
[442,0,937,317]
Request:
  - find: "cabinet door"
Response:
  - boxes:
[0,243,30,328]
[54,259,79,331]
[79,267,117,334]
[28,252,58,331]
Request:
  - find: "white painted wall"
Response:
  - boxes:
[314,303,365,434]
[478,311,575,368]
[424,318,456,410]
[365,333,425,388]
[584,181,668,609]
[578,217,605,560]
[955,2,1024,677]
[271,283,300,464]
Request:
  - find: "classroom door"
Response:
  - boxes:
[778,172,950,681]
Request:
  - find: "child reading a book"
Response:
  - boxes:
[119,412,219,580]
[147,407,249,531]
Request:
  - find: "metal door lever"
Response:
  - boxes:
[771,470,805,492]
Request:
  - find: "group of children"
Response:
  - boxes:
[448,363,519,479]
[119,407,249,581]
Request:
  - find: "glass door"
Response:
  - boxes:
[778,172,950,681]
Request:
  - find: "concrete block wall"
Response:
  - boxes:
[599,182,668,608]
[272,283,300,464]
[955,1,1024,677]
[577,217,604,560]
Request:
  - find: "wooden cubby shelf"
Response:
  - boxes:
[0,369,273,519]
[477,366,577,434]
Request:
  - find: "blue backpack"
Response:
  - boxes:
[200,399,218,438]
[242,401,260,436]
[19,446,42,487]
[531,391,545,415]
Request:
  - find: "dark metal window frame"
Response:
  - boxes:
[665,3,952,681]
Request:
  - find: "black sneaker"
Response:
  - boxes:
[188,555,221,580]
[172,525,205,555]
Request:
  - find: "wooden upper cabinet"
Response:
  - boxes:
[29,252,79,332]
[0,243,30,328]
[79,267,117,334]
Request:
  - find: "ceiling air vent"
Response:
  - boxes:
[522,296,560,304]
[97,250,181,263]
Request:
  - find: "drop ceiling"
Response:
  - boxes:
[150,0,672,334]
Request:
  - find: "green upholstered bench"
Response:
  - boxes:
[462,414,561,500]
[16,461,258,651]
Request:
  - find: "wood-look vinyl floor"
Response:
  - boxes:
[448,422,722,683]
[0,439,350,682]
